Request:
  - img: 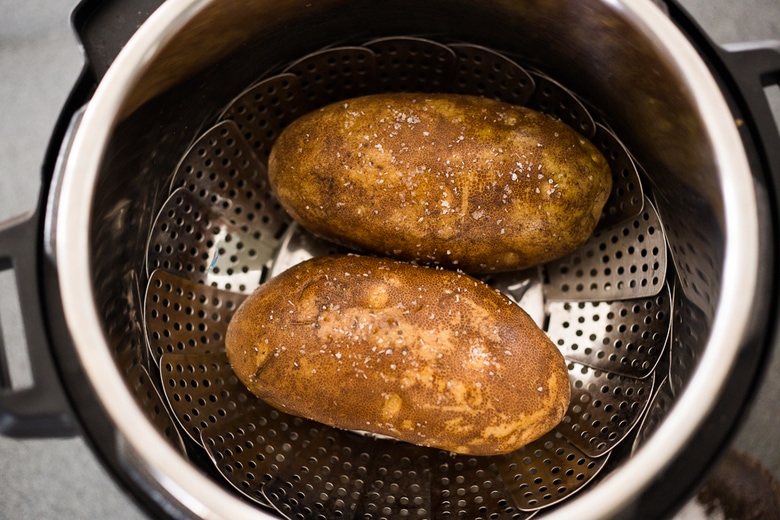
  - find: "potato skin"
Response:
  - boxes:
[268,93,611,274]
[226,254,570,455]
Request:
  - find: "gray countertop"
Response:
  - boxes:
[0,1,778,518]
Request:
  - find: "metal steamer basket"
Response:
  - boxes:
[144,38,667,519]
[1,1,779,519]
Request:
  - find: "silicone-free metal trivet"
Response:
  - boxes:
[559,362,655,458]
[160,351,262,445]
[143,269,246,364]
[667,279,709,397]
[593,124,645,229]
[190,383,613,518]
[195,393,608,517]
[449,43,536,106]
[127,364,187,455]
[201,407,326,506]
[525,71,596,139]
[262,427,376,520]
[143,37,670,519]
[546,284,671,378]
[493,429,609,511]
[146,187,273,293]
[220,73,310,163]
[109,269,152,375]
[431,451,536,520]
[654,189,721,325]
[284,46,379,108]
[545,196,667,302]
[631,375,674,455]
[170,120,291,243]
[353,446,433,520]
[364,36,456,94]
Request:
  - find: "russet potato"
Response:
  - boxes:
[268,92,612,274]
[226,254,570,455]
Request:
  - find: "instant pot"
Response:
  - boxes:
[1,0,779,518]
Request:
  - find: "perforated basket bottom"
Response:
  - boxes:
[141,37,677,519]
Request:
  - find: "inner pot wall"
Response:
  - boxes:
[51,0,760,518]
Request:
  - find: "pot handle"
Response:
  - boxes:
[0,208,78,437]
[720,41,780,186]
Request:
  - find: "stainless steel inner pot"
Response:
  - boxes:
[47,0,762,518]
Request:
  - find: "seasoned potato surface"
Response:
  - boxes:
[226,254,570,455]
[268,93,612,273]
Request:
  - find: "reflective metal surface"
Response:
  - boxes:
[143,40,652,516]
[1,2,768,512]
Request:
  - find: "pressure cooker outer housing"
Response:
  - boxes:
[36,0,777,518]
